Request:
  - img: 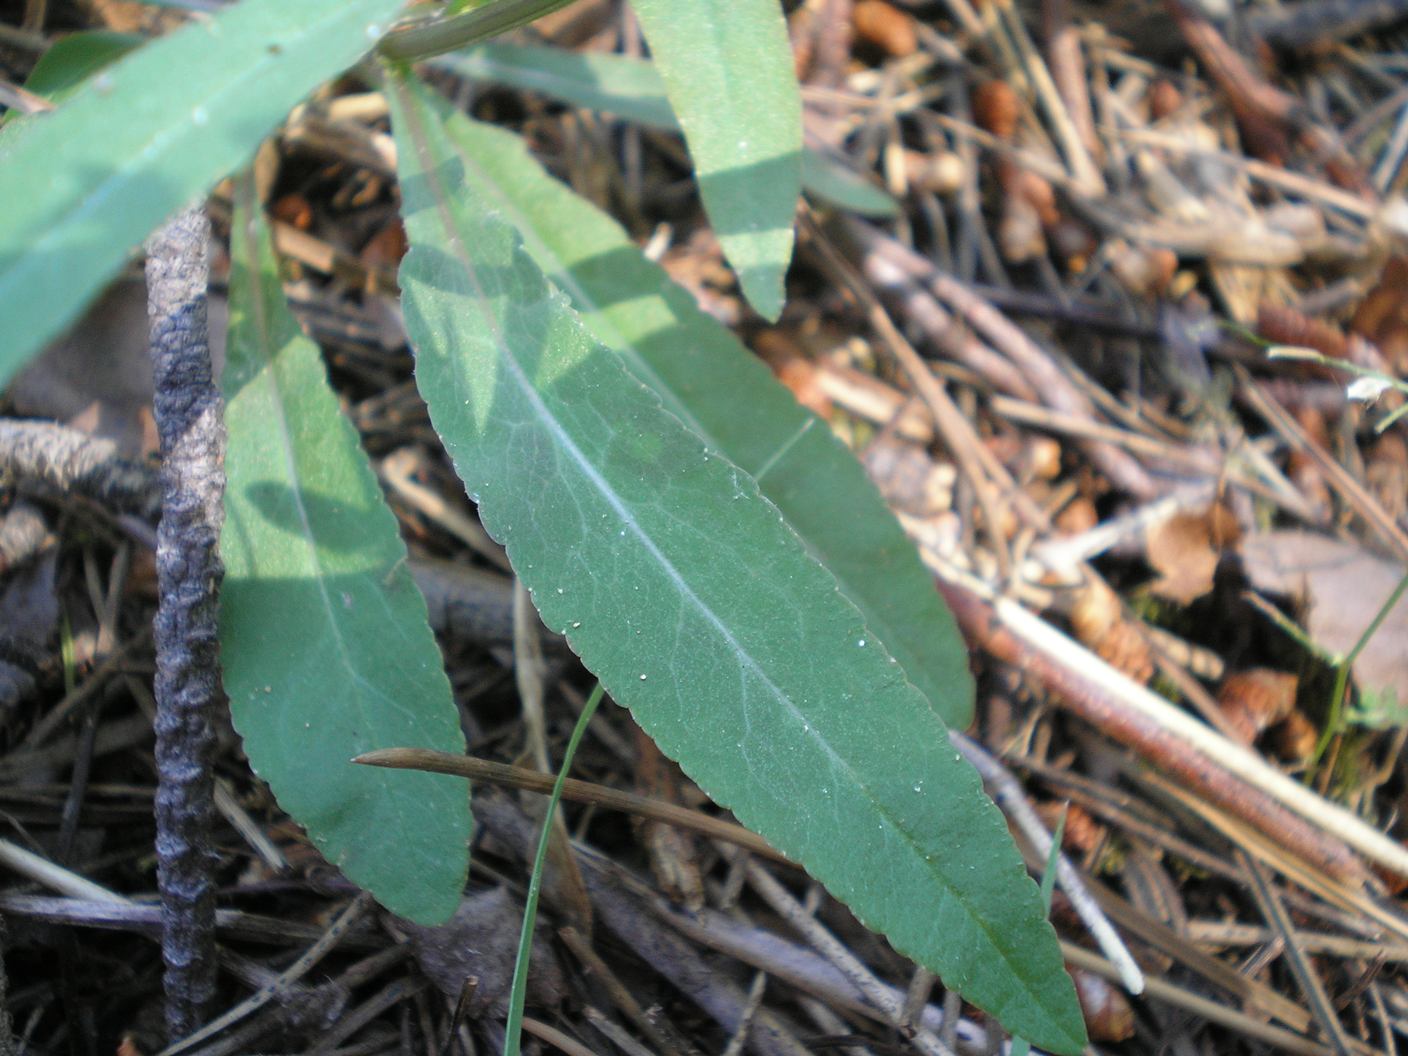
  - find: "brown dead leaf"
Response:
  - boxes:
[659,228,740,328]
[1035,801,1106,855]
[1270,709,1317,760]
[1055,495,1098,535]
[1241,530,1408,716]
[1287,405,1332,518]
[852,0,918,57]
[1145,503,1240,604]
[1068,577,1118,646]
[1258,303,1349,362]
[1110,243,1178,299]
[1367,434,1408,523]
[1023,436,1063,481]
[1216,668,1298,745]
[1071,968,1135,1042]
[1149,79,1183,120]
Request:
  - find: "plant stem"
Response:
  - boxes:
[503,682,604,1056]
[146,204,225,1043]
[377,0,577,62]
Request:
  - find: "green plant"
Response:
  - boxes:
[505,683,604,1056]
[0,1,1085,1049]
[1009,805,1068,1056]
[1267,343,1408,434]
[1247,571,1408,769]
[1259,344,1408,757]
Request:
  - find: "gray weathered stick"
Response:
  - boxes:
[0,420,159,518]
[146,204,225,1042]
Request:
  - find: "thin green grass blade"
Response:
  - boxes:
[503,684,604,1056]
[1040,809,1067,908]
[221,178,470,925]
[420,95,969,728]
[387,71,1083,1052]
[627,0,801,319]
[0,0,405,383]
[1010,806,1070,1056]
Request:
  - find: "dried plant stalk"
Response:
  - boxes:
[146,204,225,1042]
[932,569,1397,887]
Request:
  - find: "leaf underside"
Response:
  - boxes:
[221,179,470,925]
[387,70,1084,1053]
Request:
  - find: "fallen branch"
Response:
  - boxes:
[0,419,159,518]
[846,221,1166,499]
[146,205,224,1042]
[930,565,1407,888]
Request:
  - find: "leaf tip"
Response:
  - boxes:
[734,261,788,323]
[1043,1018,1090,1056]
[1016,975,1089,1056]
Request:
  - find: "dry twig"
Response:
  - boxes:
[146,205,224,1041]
[932,565,1408,885]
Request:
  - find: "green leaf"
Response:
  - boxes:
[432,42,897,217]
[1350,685,1408,729]
[1011,809,1067,1056]
[433,41,680,130]
[220,178,470,925]
[800,148,901,218]
[22,30,144,104]
[419,93,969,728]
[0,0,406,386]
[388,71,1084,1052]
[627,0,801,320]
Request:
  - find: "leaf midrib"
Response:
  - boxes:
[450,140,708,439]
[442,116,929,705]
[393,75,1062,1031]
[397,81,839,766]
[234,205,413,748]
